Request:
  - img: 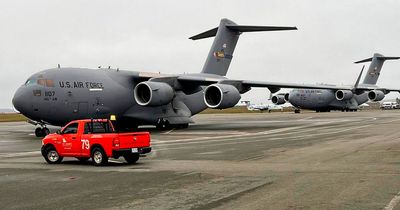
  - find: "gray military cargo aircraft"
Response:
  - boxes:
[12,18,400,137]
[271,53,400,112]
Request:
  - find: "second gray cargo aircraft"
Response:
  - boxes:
[12,18,400,136]
[271,53,400,112]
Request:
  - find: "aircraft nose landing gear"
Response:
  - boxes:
[35,127,50,137]
[28,119,50,137]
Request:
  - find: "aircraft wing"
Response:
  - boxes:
[147,75,398,94]
[240,80,351,92]
[176,75,352,93]
[241,81,400,94]
[376,88,400,93]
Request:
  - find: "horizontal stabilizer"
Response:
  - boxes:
[226,25,297,32]
[189,27,218,40]
[354,56,400,64]
[189,24,297,40]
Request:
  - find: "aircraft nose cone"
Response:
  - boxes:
[12,87,27,113]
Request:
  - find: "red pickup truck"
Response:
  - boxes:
[41,119,151,166]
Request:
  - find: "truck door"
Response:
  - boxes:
[60,122,81,155]
[80,122,95,156]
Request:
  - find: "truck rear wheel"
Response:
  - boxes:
[91,147,108,166]
[124,154,140,164]
[43,146,63,164]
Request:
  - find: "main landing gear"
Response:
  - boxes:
[342,109,357,112]
[156,119,189,130]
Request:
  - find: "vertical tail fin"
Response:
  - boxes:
[189,18,297,76]
[354,53,400,85]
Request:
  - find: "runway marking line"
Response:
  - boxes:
[0,151,41,158]
[163,128,175,134]
[151,117,377,146]
[152,124,374,151]
[383,191,400,210]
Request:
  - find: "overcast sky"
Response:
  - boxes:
[1,0,400,108]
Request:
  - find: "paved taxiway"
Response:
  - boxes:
[1,110,400,209]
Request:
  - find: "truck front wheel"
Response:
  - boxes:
[124,154,140,164]
[43,146,63,164]
[91,147,108,166]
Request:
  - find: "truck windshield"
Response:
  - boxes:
[62,123,78,134]
[84,121,113,134]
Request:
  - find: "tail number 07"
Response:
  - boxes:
[81,139,90,150]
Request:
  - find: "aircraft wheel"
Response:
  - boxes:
[42,128,50,136]
[35,127,43,137]
[164,121,171,129]
[156,123,164,130]
[174,123,188,129]
[124,153,140,164]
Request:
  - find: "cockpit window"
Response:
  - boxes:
[25,79,36,86]
[24,78,55,87]
[37,79,46,86]
[46,79,54,87]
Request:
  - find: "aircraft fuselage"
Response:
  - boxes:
[12,68,208,127]
[288,88,368,111]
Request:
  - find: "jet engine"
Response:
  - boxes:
[368,90,385,101]
[204,84,241,109]
[335,90,353,101]
[134,81,174,106]
[284,93,289,101]
[271,93,288,105]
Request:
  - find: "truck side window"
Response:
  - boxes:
[62,123,78,134]
[92,122,111,133]
[84,123,92,134]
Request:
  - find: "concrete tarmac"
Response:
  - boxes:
[1,110,400,209]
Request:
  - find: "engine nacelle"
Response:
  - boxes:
[134,81,174,106]
[368,90,385,101]
[284,93,289,102]
[335,90,353,101]
[204,84,241,109]
[271,94,286,105]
